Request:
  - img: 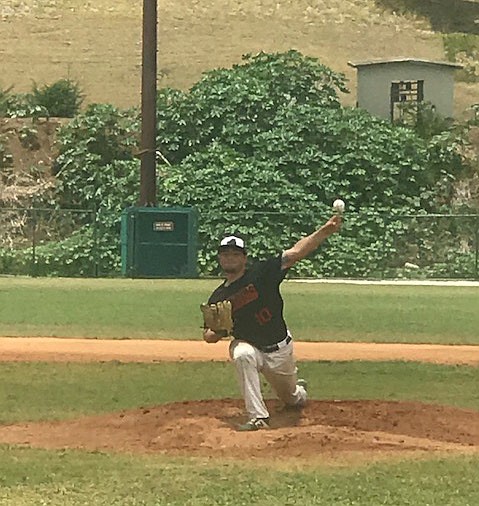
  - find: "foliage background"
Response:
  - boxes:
[1,51,478,278]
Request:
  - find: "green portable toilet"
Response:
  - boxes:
[121,207,198,278]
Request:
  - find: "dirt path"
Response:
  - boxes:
[0,337,478,365]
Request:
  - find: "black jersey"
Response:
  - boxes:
[208,255,289,348]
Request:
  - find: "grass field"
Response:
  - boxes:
[0,277,478,344]
[0,276,478,505]
[0,448,478,506]
[1,360,478,423]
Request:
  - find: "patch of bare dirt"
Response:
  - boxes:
[0,399,478,460]
[0,117,63,177]
[0,118,61,245]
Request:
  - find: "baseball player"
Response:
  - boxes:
[201,215,342,431]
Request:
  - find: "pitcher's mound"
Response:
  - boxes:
[1,399,478,460]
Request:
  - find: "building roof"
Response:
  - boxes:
[348,58,463,70]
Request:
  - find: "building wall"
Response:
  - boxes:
[356,62,456,120]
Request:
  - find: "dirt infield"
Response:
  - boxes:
[1,338,478,462]
[1,399,479,461]
[1,337,479,365]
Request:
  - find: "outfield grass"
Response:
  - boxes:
[0,447,478,506]
[0,277,478,344]
[0,361,478,423]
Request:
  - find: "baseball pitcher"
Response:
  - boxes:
[201,215,342,431]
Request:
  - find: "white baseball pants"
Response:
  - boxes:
[229,336,307,420]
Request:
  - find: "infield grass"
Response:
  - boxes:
[0,361,478,423]
[0,277,478,344]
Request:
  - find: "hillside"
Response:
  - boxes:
[1,0,477,116]
[0,0,478,215]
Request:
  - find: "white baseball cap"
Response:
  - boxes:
[218,235,246,253]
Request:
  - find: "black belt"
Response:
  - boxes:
[258,335,292,353]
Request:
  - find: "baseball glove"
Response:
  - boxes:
[200,300,233,336]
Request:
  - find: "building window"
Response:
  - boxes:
[390,80,424,122]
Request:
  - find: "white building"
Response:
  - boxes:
[348,58,463,121]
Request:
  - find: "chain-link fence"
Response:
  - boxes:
[0,208,100,277]
[200,211,479,280]
[378,214,479,280]
[1,208,478,279]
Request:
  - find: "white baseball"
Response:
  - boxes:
[332,199,345,213]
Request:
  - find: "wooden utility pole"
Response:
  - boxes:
[139,0,157,206]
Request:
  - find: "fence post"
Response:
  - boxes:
[31,208,37,277]
[92,207,99,278]
[475,215,479,280]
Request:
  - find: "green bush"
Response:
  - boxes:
[12,51,470,278]
[0,84,14,116]
[0,79,83,118]
[155,51,466,276]
[393,101,454,141]
[423,251,477,278]
[0,248,28,275]
[443,33,479,83]
[29,79,83,117]
[36,104,141,276]
[0,84,47,118]
[0,220,122,277]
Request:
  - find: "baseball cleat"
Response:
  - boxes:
[297,378,308,391]
[295,378,308,408]
[237,417,270,431]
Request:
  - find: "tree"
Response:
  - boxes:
[30,51,467,277]
[156,50,465,276]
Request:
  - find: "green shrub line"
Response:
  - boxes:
[1,210,478,279]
